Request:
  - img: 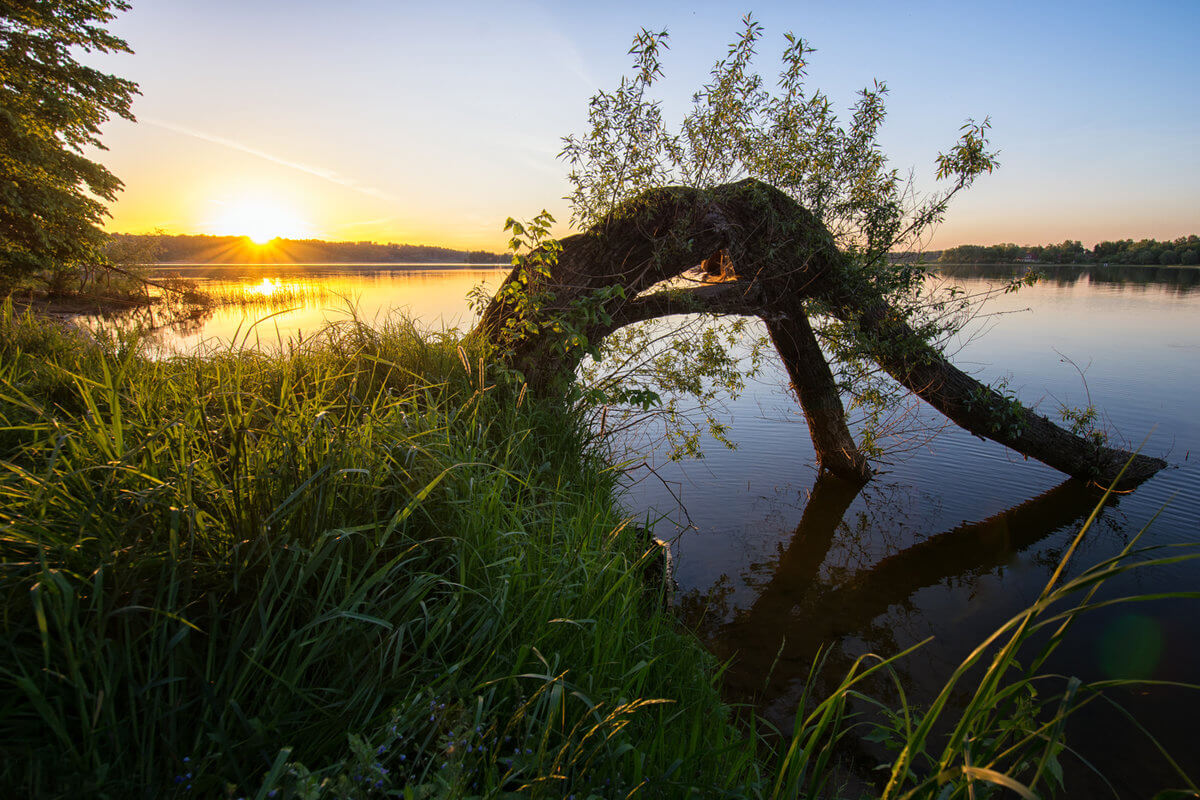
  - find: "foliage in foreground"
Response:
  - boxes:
[1,306,1197,799]
[0,306,757,797]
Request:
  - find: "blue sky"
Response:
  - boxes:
[90,0,1200,249]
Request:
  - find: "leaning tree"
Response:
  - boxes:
[472,20,1165,488]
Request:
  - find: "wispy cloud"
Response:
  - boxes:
[333,216,398,229]
[143,117,400,204]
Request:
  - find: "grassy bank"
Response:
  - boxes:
[2,304,1196,799]
[0,305,762,797]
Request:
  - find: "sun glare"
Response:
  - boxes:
[211,196,309,244]
[250,277,279,296]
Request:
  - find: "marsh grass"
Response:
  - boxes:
[0,302,757,797]
[1,301,1196,799]
[197,279,336,310]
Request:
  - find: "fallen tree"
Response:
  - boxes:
[473,179,1166,487]
[473,20,1165,488]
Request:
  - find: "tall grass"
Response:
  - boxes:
[1,301,1196,798]
[0,303,757,797]
[763,482,1200,800]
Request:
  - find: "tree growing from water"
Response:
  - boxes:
[473,18,1165,488]
[0,0,138,293]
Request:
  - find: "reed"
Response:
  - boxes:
[196,279,335,310]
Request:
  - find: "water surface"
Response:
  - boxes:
[620,264,1200,797]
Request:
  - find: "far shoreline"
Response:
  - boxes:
[147,261,509,271]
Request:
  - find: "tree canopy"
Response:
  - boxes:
[0,0,138,291]
[472,18,1165,488]
[940,235,1200,266]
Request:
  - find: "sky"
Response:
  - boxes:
[86,0,1200,251]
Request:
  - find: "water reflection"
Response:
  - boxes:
[939,263,1200,294]
[71,265,508,354]
[681,474,1117,714]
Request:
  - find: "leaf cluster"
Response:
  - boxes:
[0,0,138,289]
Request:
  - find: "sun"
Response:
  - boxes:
[211,196,310,244]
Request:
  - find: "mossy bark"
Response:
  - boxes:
[473,179,1166,488]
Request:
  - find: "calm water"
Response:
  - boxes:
[118,264,507,353]
[119,263,1199,796]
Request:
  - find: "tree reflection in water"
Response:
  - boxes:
[678,475,1116,723]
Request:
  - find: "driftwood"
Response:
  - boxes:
[474,179,1166,488]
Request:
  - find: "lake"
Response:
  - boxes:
[119,262,1200,796]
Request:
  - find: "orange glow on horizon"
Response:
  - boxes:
[208,195,311,245]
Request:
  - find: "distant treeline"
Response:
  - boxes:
[939,236,1200,266]
[108,233,509,265]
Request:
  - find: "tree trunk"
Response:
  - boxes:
[766,311,872,482]
[823,293,1167,487]
[473,178,1167,489]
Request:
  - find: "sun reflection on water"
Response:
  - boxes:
[249,277,281,297]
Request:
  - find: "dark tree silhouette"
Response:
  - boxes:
[473,180,1165,487]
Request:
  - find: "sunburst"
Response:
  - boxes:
[212,197,309,244]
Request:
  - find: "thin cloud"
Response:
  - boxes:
[143,117,400,204]
[333,216,398,229]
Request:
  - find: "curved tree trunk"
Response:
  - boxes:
[473,179,1167,488]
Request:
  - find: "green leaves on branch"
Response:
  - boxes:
[470,212,632,391]
[551,17,1008,458]
[0,0,139,290]
[936,117,1000,187]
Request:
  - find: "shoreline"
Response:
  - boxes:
[147,261,509,271]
